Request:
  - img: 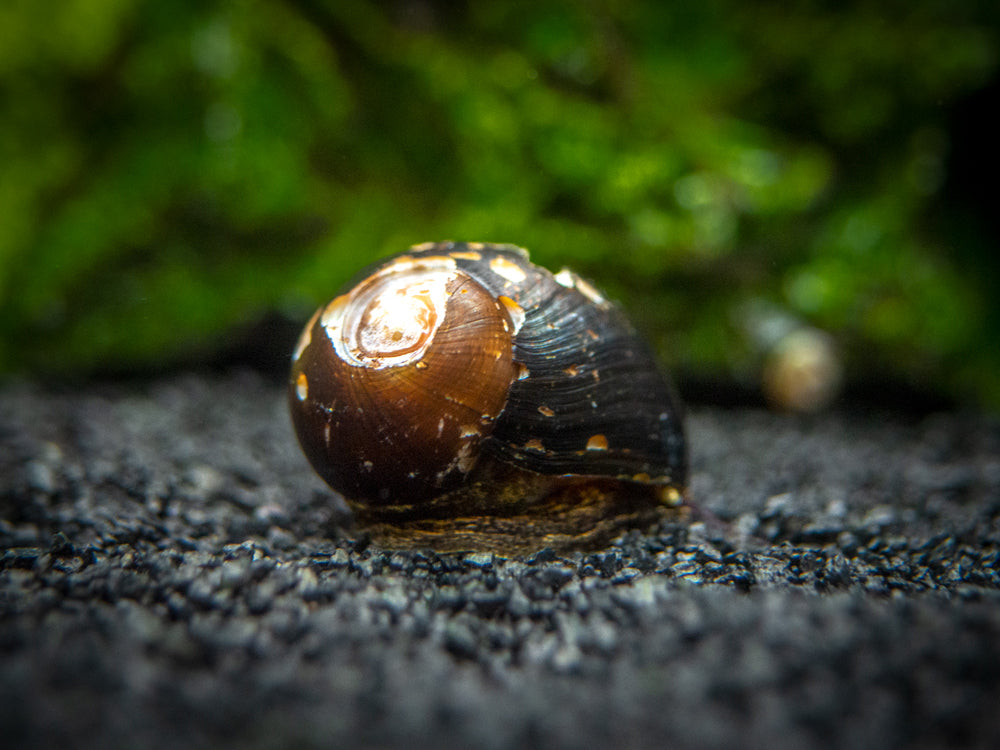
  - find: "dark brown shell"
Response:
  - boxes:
[289,242,687,552]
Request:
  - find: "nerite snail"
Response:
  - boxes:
[289,242,688,552]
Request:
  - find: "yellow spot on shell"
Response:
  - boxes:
[498,295,525,334]
[450,250,482,260]
[586,434,608,451]
[538,406,555,417]
[524,439,545,452]
[295,372,308,401]
[563,365,580,377]
[490,256,527,284]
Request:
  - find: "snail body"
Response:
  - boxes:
[289,242,687,552]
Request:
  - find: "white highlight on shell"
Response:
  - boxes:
[554,268,575,288]
[453,440,476,473]
[573,277,606,306]
[438,437,478,483]
[321,256,459,369]
[292,308,320,362]
[554,268,607,306]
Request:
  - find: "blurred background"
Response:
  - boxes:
[1,0,997,411]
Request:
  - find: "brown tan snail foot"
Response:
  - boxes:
[289,242,688,554]
[352,466,691,555]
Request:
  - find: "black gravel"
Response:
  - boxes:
[1,370,999,749]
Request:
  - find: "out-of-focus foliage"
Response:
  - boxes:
[1,0,998,406]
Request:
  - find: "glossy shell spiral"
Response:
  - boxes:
[290,254,519,504]
[289,242,687,552]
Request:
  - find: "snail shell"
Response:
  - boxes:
[289,242,687,552]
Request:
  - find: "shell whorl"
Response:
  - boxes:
[321,258,456,369]
[290,253,520,505]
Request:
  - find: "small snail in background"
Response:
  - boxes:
[289,242,687,553]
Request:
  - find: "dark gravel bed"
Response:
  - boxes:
[2,371,999,749]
